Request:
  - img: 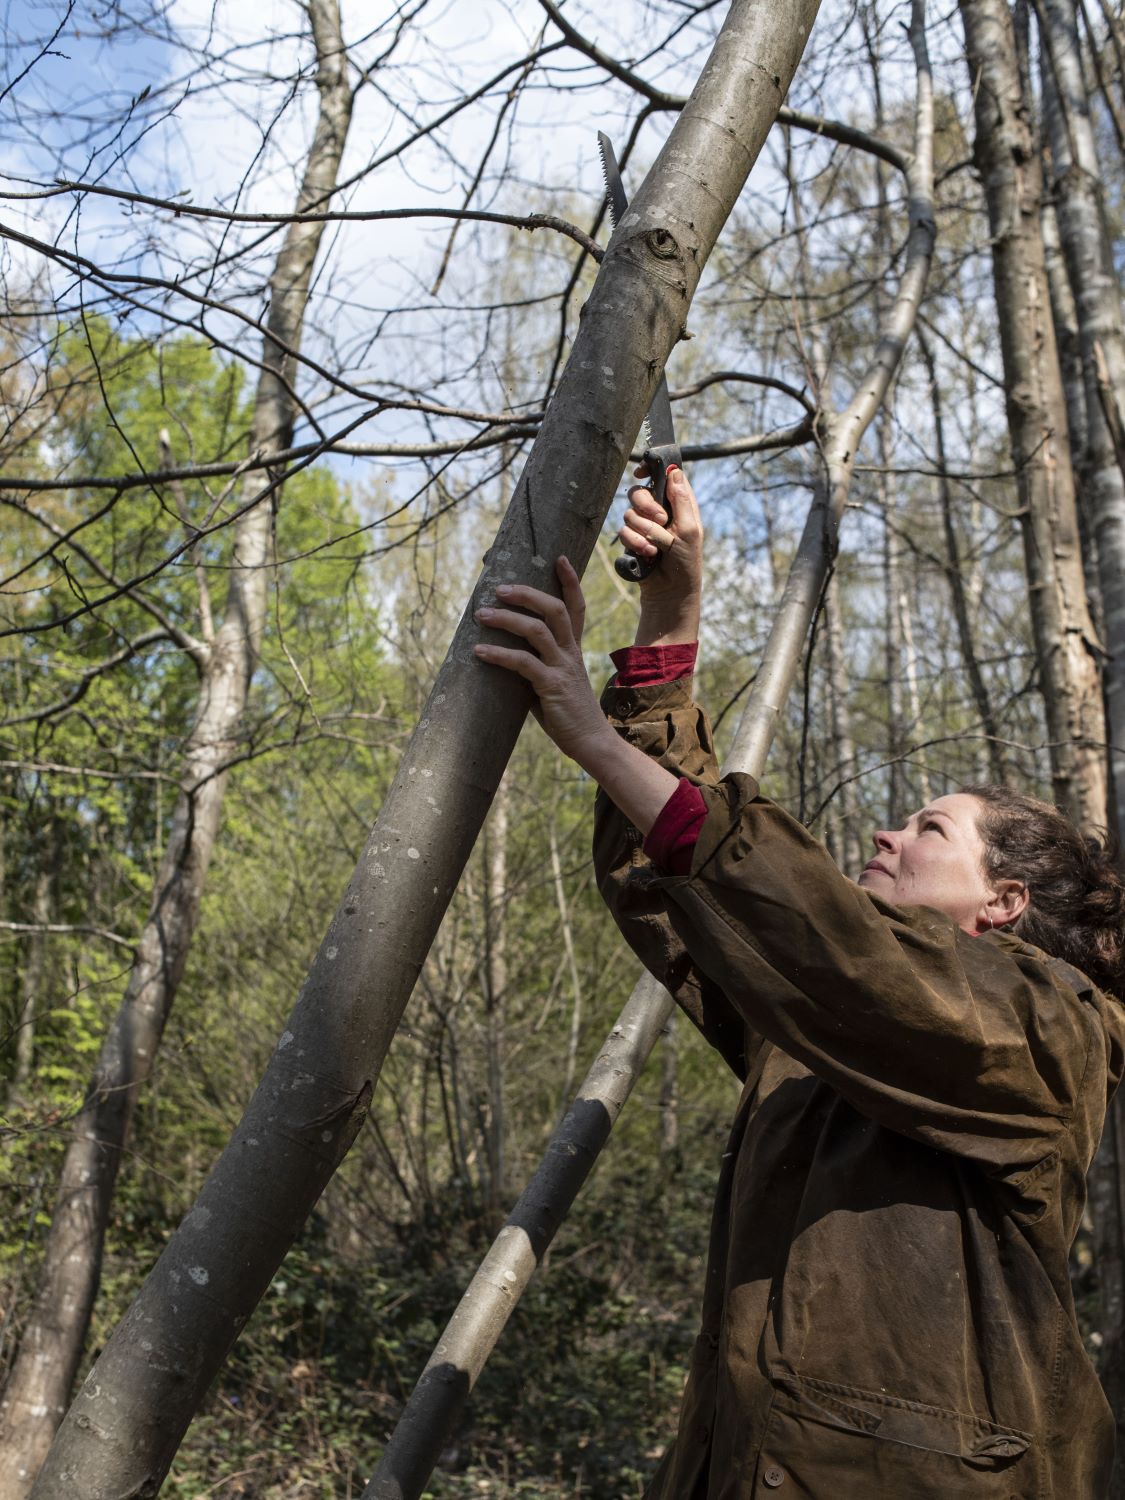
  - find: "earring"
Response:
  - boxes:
[988,915,994,930]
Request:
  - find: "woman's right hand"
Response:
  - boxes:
[619,463,704,645]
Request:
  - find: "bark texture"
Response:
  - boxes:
[1038,0,1125,843]
[362,8,934,1494]
[13,868,50,1088]
[881,412,908,826]
[823,572,864,874]
[915,329,1007,782]
[481,775,508,1220]
[2,5,354,1496]
[959,0,1106,831]
[30,3,821,1493]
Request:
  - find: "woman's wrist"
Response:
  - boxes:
[581,722,681,834]
[633,593,701,647]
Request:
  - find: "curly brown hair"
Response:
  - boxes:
[961,784,1125,1002]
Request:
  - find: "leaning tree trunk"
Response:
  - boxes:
[363,8,933,1493]
[959,0,1106,832]
[29,3,822,1493]
[0,7,354,1496]
[1038,0,1125,845]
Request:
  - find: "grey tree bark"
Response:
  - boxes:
[823,572,864,874]
[898,556,931,805]
[548,818,584,1112]
[915,328,1008,783]
[1076,0,1125,153]
[362,6,934,1492]
[659,1012,679,1156]
[29,3,822,1493]
[959,0,1107,832]
[0,5,355,1496]
[1040,189,1103,629]
[1037,0,1125,843]
[480,775,509,1221]
[880,411,908,826]
[13,868,50,1089]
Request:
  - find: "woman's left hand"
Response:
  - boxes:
[473,557,611,768]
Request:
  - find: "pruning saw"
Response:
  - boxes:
[598,131,683,584]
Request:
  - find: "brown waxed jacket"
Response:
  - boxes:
[592,676,1125,1499]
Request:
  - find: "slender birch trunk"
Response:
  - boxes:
[1040,9,1125,1414]
[787,125,861,872]
[1040,189,1104,629]
[823,573,864,874]
[959,0,1106,832]
[481,776,508,1221]
[1037,0,1125,842]
[1076,0,1125,153]
[13,868,50,1089]
[31,5,822,1493]
[1,7,354,1496]
[659,1013,679,1156]
[549,820,584,1111]
[864,6,908,825]
[880,412,908,826]
[363,10,934,1493]
[915,329,1007,782]
[898,564,931,805]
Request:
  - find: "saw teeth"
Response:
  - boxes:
[597,140,617,224]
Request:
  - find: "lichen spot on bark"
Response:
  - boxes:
[188,1266,210,1287]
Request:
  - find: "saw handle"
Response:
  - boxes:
[615,445,683,583]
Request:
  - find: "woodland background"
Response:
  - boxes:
[1,0,1124,1494]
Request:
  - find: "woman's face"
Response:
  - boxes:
[855,793,996,931]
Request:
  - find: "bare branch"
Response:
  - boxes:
[0,921,134,949]
[537,0,908,169]
[0,628,173,729]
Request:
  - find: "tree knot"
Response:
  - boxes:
[644,228,679,261]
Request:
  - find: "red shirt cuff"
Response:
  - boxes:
[609,642,698,687]
[643,778,708,876]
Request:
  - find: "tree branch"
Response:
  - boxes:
[0,921,134,949]
[1,497,208,664]
[1,629,173,729]
[537,0,909,169]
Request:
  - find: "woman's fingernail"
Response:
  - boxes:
[477,607,494,619]
[496,583,513,595]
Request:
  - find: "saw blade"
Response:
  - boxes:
[597,131,629,226]
[596,132,677,455]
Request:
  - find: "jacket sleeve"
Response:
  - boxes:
[593,676,764,1082]
[649,771,1104,1180]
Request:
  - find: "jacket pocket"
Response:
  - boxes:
[754,1374,1034,1498]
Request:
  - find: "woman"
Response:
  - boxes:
[472,466,1125,1498]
